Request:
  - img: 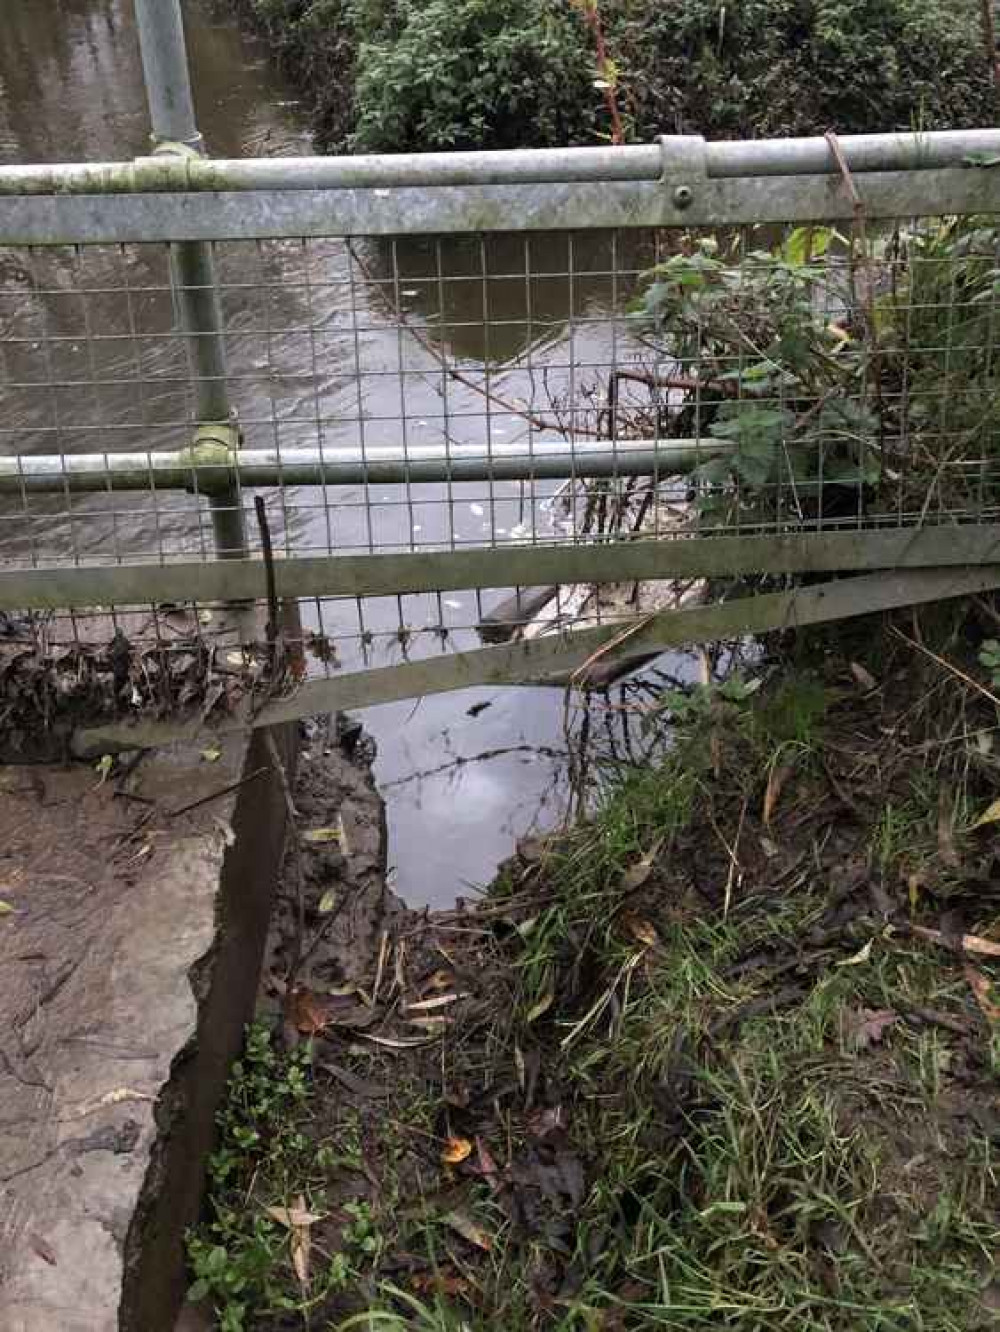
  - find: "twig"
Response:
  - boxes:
[890,624,1000,709]
[168,765,270,819]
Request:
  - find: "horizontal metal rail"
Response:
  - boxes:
[71,564,1000,755]
[3,170,994,244]
[0,438,721,494]
[3,130,1000,195]
[4,527,1000,612]
[3,132,1000,243]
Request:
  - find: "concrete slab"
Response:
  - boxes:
[0,722,294,1331]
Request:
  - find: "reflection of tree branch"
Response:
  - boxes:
[379,744,568,791]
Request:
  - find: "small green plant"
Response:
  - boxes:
[185,1025,320,1329]
[979,638,1000,691]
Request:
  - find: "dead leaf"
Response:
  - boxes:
[525,988,554,1024]
[303,827,341,845]
[266,1195,321,1289]
[200,745,221,764]
[406,993,464,1012]
[763,762,795,827]
[411,1271,472,1299]
[620,837,664,893]
[442,1209,493,1251]
[849,661,877,692]
[359,1032,432,1050]
[288,985,334,1034]
[406,1015,452,1031]
[265,1201,325,1229]
[973,796,1000,829]
[843,1007,898,1050]
[965,964,1000,1023]
[317,889,337,914]
[441,1136,473,1165]
[836,938,874,968]
[912,924,1000,958]
[620,910,659,949]
[0,900,16,916]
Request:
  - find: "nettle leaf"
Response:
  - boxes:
[710,405,793,487]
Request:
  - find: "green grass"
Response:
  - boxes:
[189,656,1000,1330]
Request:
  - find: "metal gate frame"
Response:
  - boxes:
[3,0,1000,749]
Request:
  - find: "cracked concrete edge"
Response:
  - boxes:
[119,722,297,1331]
[0,720,297,1332]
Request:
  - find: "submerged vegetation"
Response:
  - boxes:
[236,0,997,153]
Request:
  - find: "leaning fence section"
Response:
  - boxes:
[3,133,1000,728]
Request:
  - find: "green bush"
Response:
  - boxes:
[348,0,598,152]
[608,0,995,140]
[238,0,996,151]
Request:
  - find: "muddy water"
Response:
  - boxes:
[0,0,675,906]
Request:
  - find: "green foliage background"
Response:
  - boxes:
[238,0,997,152]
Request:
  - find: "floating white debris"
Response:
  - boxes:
[470,503,485,517]
[444,598,462,610]
[402,288,419,297]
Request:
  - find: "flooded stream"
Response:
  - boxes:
[0,0,685,906]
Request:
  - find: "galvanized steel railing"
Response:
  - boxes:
[3,0,1000,748]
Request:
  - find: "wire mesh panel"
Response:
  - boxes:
[3,211,1000,692]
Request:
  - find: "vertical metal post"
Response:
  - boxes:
[133,0,248,559]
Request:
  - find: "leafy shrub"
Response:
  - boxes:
[348,0,598,152]
[606,0,995,140]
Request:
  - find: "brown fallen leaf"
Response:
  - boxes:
[763,762,795,827]
[849,661,878,692]
[287,985,374,1034]
[620,837,665,893]
[965,964,1000,1023]
[442,1209,493,1251]
[441,1136,473,1165]
[411,1270,473,1299]
[266,1195,323,1289]
[843,1007,898,1051]
[911,924,1000,958]
[620,910,659,949]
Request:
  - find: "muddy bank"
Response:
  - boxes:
[187,607,1000,1328]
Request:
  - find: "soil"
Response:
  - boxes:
[188,628,1000,1328]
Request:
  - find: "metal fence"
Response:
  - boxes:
[3,0,1000,748]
